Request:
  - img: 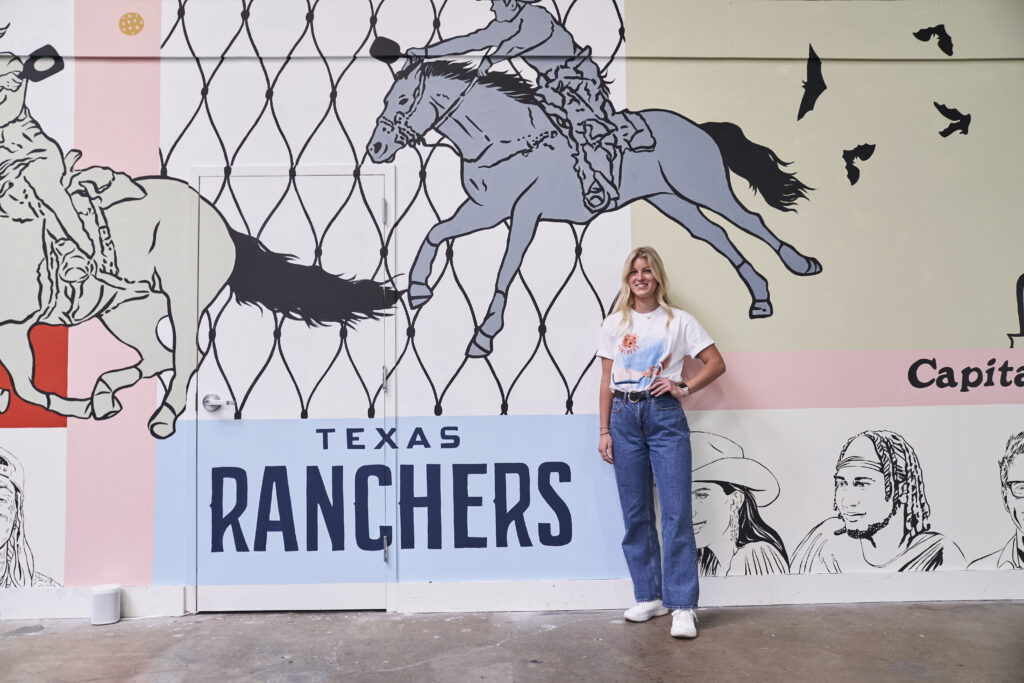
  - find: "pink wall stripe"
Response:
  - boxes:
[684,348,1024,412]
[65,0,161,587]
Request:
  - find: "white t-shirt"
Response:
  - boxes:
[596,306,714,391]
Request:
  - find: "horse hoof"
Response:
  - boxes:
[149,418,176,440]
[93,396,123,420]
[0,389,8,414]
[778,243,822,276]
[408,282,433,309]
[479,292,507,338]
[150,422,175,439]
[149,405,177,439]
[91,382,122,420]
[466,332,493,358]
[749,300,773,318]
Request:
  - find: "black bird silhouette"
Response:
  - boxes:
[934,102,971,136]
[842,144,875,186]
[913,24,954,57]
[797,44,826,121]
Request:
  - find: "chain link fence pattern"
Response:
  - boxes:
[159,0,629,420]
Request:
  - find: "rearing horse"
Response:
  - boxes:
[367,60,821,357]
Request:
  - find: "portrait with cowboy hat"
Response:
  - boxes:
[689,432,789,577]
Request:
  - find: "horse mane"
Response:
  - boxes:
[395,59,539,105]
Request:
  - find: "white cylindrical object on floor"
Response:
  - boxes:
[91,584,121,625]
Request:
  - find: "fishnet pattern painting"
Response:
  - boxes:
[159,0,628,420]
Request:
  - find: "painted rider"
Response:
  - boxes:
[408,0,653,212]
[0,52,100,281]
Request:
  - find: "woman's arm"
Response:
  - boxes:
[687,344,726,394]
[649,344,726,399]
[598,357,614,464]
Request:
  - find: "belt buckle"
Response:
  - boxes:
[627,390,642,403]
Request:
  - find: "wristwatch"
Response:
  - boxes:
[678,382,690,398]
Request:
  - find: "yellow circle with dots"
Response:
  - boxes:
[119,12,145,36]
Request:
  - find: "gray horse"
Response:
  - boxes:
[0,174,396,438]
[0,45,395,436]
[367,60,821,357]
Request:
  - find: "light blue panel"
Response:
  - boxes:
[153,420,197,586]
[393,415,629,583]
[195,419,388,585]
[154,416,629,586]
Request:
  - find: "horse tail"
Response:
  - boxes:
[226,231,398,327]
[698,121,811,212]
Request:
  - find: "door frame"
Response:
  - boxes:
[186,164,398,612]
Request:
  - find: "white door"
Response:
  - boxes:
[193,167,395,611]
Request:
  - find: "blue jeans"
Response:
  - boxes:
[610,393,698,610]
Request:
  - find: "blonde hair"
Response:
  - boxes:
[609,246,677,330]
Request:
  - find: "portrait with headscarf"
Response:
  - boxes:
[792,430,966,573]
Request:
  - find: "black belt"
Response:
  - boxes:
[613,389,655,403]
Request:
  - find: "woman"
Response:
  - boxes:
[689,432,789,576]
[596,246,726,639]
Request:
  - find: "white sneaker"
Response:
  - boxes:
[623,599,670,622]
[670,609,698,638]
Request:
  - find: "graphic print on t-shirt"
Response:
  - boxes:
[613,335,671,391]
[598,307,714,394]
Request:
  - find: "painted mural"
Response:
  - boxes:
[968,431,1024,570]
[690,432,787,577]
[0,446,60,588]
[0,0,1022,614]
[792,429,965,573]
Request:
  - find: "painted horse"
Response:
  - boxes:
[367,59,821,357]
[0,172,396,438]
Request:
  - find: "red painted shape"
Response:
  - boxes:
[0,326,69,428]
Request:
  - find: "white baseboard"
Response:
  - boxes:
[391,579,636,613]
[196,583,387,612]
[0,585,185,620]
[4,572,1022,619]
[392,572,1024,613]
[699,570,1024,607]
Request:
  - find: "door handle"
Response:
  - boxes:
[202,394,236,412]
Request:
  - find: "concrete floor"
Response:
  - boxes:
[1,602,1021,682]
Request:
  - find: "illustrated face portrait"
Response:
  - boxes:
[692,482,738,548]
[628,257,657,300]
[834,438,895,539]
[0,478,17,546]
[1002,454,1024,535]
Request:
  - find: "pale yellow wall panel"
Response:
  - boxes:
[627,2,1024,352]
[625,0,1024,59]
